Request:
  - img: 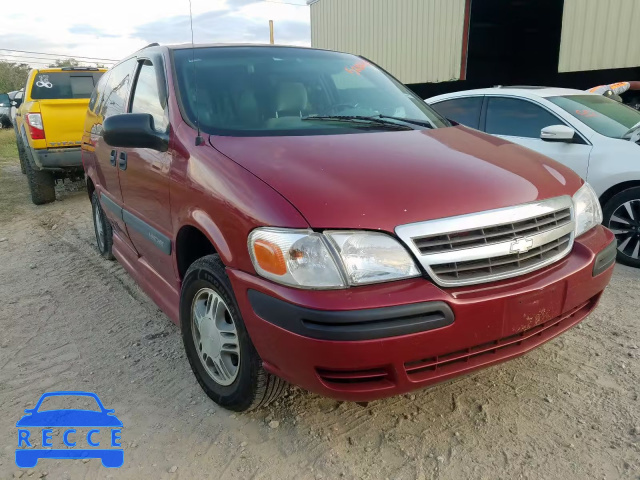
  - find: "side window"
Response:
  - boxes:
[431,97,483,129]
[485,97,562,138]
[100,58,137,118]
[88,71,110,113]
[130,60,168,132]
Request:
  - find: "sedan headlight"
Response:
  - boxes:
[248,228,420,289]
[573,183,602,237]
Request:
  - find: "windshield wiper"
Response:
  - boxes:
[377,114,435,129]
[301,115,414,130]
[622,120,640,139]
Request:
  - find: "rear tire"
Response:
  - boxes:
[603,187,640,268]
[24,144,55,205]
[91,191,114,260]
[180,255,288,412]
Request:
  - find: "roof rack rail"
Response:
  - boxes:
[61,67,100,71]
[137,42,160,52]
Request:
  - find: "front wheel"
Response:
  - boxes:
[603,187,640,268]
[180,255,287,411]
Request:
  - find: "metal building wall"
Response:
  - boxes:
[559,0,640,72]
[309,0,467,84]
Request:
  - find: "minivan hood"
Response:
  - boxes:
[211,126,582,231]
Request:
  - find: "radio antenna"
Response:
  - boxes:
[189,0,204,146]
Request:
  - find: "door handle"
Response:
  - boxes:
[110,150,117,166]
[118,152,127,171]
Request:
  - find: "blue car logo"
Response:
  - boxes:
[16,391,123,468]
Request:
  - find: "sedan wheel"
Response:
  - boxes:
[603,187,640,268]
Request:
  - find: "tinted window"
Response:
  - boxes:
[30,72,103,100]
[485,97,561,138]
[0,93,9,106]
[173,46,448,137]
[99,59,136,118]
[432,97,482,128]
[130,61,168,132]
[88,71,110,113]
[548,94,640,138]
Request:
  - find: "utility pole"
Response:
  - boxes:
[269,20,275,44]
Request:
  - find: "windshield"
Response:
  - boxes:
[172,46,448,136]
[30,71,104,100]
[547,94,640,138]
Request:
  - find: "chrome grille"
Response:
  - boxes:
[414,208,571,254]
[431,233,571,282]
[395,196,575,287]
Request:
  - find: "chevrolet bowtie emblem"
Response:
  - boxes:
[510,237,534,254]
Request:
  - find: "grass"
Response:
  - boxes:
[0,128,18,161]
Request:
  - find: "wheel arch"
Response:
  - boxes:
[175,212,234,281]
[599,180,640,208]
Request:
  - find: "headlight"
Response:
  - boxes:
[325,231,420,285]
[248,228,420,289]
[573,183,602,237]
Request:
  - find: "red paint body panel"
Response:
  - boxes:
[211,126,582,230]
[228,226,614,401]
[81,45,615,403]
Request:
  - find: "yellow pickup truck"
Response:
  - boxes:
[15,67,106,204]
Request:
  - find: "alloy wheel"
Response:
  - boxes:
[609,199,640,260]
[191,288,240,386]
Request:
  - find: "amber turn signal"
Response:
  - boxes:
[253,239,287,276]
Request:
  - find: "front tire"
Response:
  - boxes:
[180,255,287,411]
[603,187,640,268]
[91,191,114,260]
[15,131,26,174]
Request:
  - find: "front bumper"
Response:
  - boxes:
[33,147,82,169]
[228,225,616,402]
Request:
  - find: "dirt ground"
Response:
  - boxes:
[0,128,639,480]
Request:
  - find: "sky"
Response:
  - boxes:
[1,0,311,67]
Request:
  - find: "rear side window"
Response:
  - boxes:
[99,59,137,118]
[30,72,104,100]
[130,61,168,132]
[0,93,9,106]
[431,97,483,129]
[485,97,561,138]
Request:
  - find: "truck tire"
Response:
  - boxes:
[602,186,640,268]
[180,254,288,412]
[15,133,27,174]
[24,145,56,205]
[91,191,114,260]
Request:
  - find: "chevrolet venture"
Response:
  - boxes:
[82,44,616,411]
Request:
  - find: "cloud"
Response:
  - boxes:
[68,24,119,38]
[133,5,310,46]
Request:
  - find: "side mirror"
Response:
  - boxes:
[103,114,168,152]
[541,125,576,143]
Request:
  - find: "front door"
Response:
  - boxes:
[484,96,592,180]
[117,59,175,287]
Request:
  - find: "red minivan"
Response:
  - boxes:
[82,44,617,411]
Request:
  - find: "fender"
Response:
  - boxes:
[176,210,234,267]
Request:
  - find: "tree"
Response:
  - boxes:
[48,58,81,68]
[0,62,31,92]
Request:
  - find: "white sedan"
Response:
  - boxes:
[427,87,640,268]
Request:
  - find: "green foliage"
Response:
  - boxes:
[48,58,80,68]
[0,62,30,93]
